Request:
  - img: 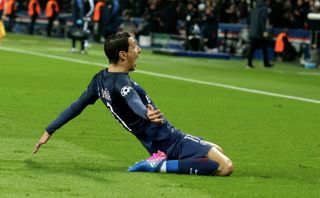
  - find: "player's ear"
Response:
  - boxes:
[119,51,127,61]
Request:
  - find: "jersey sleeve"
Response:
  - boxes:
[45,80,99,134]
[115,76,148,120]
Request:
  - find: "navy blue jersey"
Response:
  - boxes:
[46,69,183,154]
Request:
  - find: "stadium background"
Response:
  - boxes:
[0,0,320,197]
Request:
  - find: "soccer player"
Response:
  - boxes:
[33,32,233,176]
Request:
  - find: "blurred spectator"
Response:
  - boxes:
[309,0,320,67]
[0,0,5,20]
[217,0,228,22]
[118,9,136,35]
[73,0,83,25]
[274,29,297,61]
[6,0,320,57]
[274,30,288,60]
[92,0,105,42]
[238,0,249,24]
[203,4,218,51]
[28,0,41,35]
[100,0,121,39]
[146,1,163,33]
[46,0,59,37]
[82,0,94,49]
[219,0,237,23]
[135,10,151,41]
[68,18,89,54]
[283,0,294,28]
[185,1,202,51]
[159,0,178,34]
[292,0,309,29]
[247,0,273,68]
[0,0,5,44]
[185,2,198,37]
[76,0,94,22]
[309,0,320,13]
[5,0,18,32]
[269,0,284,28]
[132,0,148,17]
[0,19,4,44]
[0,0,4,14]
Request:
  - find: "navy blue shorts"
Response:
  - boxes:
[166,134,213,160]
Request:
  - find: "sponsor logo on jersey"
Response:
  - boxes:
[120,86,133,97]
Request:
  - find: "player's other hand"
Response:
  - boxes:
[147,104,164,125]
[33,131,51,154]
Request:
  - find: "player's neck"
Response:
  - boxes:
[108,63,129,73]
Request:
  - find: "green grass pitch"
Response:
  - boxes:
[0,33,319,197]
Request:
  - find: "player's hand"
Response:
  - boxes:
[147,104,164,125]
[33,131,51,154]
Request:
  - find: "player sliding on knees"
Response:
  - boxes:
[33,32,233,176]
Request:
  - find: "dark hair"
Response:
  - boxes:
[104,32,131,64]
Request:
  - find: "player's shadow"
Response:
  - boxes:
[235,167,317,185]
[24,158,123,183]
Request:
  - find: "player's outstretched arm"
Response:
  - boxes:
[33,131,51,154]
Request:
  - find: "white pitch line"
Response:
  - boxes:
[298,71,320,76]
[1,46,320,104]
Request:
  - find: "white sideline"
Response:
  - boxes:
[1,46,319,104]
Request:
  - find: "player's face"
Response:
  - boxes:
[126,37,141,71]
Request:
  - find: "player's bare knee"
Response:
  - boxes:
[226,160,234,175]
[223,159,233,176]
[218,159,233,176]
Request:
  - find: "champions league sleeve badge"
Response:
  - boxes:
[120,86,133,97]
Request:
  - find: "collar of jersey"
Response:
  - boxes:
[105,69,129,75]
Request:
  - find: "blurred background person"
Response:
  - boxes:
[247,0,273,68]
[134,10,151,43]
[68,18,89,54]
[45,0,59,37]
[146,0,163,33]
[159,0,178,34]
[100,0,120,40]
[0,0,5,44]
[0,0,5,19]
[28,0,41,35]
[5,0,17,32]
[269,0,284,28]
[73,0,83,25]
[82,0,94,49]
[92,0,105,42]
[274,29,297,62]
[118,9,136,36]
[203,4,218,52]
[238,0,249,24]
[185,2,201,51]
[292,0,309,29]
